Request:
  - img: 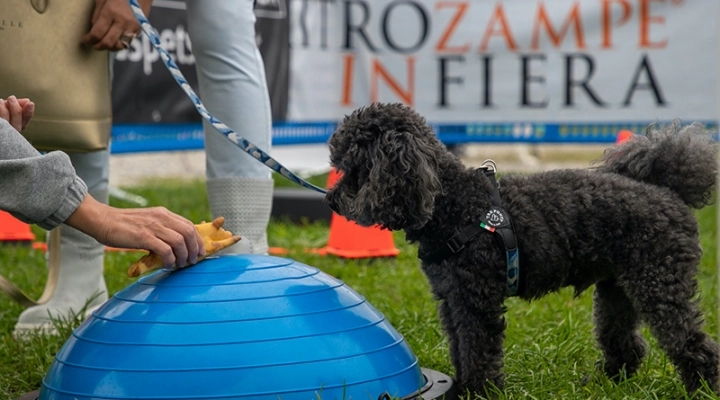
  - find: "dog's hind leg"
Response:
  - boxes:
[592,279,647,379]
[621,262,720,394]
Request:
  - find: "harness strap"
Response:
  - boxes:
[480,164,503,207]
[418,161,522,296]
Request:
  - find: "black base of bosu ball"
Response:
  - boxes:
[406,368,457,400]
[16,369,456,400]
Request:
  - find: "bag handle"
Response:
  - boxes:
[0,227,61,308]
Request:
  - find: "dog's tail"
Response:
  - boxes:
[597,121,718,208]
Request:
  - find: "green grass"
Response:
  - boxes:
[0,177,717,399]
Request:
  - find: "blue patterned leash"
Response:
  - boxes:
[127,0,327,194]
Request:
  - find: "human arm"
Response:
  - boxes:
[0,101,87,231]
[65,194,205,268]
[0,97,205,268]
[82,0,154,51]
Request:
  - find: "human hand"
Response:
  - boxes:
[0,96,34,132]
[64,194,206,269]
[127,217,241,277]
[82,0,153,51]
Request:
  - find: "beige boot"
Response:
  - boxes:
[206,177,273,254]
[13,189,109,336]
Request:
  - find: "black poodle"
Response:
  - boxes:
[325,102,720,396]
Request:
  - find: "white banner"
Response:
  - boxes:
[288,0,718,141]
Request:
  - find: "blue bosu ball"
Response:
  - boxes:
[39,254,425,400]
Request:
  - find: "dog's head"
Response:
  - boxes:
[324,103,443,231]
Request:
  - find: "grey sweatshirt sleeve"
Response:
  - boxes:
[0,119,87,230]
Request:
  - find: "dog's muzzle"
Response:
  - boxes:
[324,191,340,213]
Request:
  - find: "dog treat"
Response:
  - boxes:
[127,217,241,278]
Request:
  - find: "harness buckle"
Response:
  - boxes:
[446,236,465,253]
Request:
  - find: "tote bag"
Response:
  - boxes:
[0,0,111,152]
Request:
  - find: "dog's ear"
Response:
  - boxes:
[356,128,442,230]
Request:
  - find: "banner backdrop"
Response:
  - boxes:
[112,0,718,148]
[287,0,718,141]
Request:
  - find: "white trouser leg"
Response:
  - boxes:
[186,0,274,253]
[14,151,110,334]
[206,177,273,254]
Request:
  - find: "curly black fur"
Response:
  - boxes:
[325,103,720,396]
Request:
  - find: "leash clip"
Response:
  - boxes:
[481,159,497,173]
[481,159,500,190]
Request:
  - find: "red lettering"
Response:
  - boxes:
[341,53,355,106]
[371,57,415,106]
[531,2,586,50]
[435,2,470,54]
[478,4,518,52]
[601,0,632,49]
[639,0,668,48]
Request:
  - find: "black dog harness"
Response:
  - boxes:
[418,160,521,296]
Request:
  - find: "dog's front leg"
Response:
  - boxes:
[445,287,507,396]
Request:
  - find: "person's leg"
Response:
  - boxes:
[186,0,273,254]
[14,150,109,334]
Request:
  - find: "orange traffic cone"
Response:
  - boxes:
[313,169,400,258]
[616,130,634,144]
[0,210,35,242]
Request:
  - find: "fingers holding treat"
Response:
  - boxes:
[127,253,163,278]
[127,217,241,278]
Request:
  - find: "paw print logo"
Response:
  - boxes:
[485,209,504,227]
